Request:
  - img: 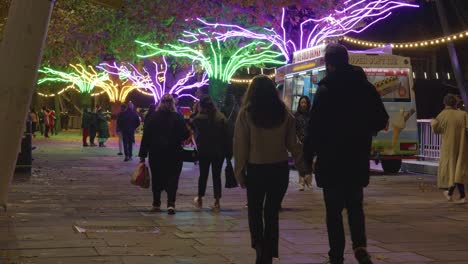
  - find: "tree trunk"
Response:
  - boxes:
[110,101,122,137]
[54,95,61,134]
[81,93,92,110]
[209,78,228,108]
[0,0,54,211]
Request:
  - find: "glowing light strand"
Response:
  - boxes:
[138,34,285,83]
[98,59,209,103]
[38,64,109,94]
[342,30,468,48]
[191,1,417,61]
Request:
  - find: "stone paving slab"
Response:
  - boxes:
[1,132,467,263]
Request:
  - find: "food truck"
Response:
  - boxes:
[276,44,418,173]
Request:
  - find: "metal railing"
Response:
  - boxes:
[417,119,441,161]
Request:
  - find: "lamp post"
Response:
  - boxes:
[435,0,468,111]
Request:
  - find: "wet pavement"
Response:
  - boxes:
[1,131,467,264]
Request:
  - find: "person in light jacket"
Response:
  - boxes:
[234,75,305,264]
[431,93,468,204]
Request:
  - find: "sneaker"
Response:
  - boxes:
[299,177,305,191]
[117,152,123,155]
[354,247,373,264]
[149,206,161,212]
[193,197,202,209]
[124,157,130,162]
[90,143,97,147]
[443,191,453,201]
[167,207,176,215]
[454,198,466,204]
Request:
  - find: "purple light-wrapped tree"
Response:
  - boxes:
[98,57,208,103]
[195,0,418,62]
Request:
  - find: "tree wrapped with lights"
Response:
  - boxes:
[193,0,418,62]
[38,64,109,106]
[136,37,285,103]
[98,58,209,103]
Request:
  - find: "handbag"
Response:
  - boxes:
[224,159,238,188]
[131,162,150,189]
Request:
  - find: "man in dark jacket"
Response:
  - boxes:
[304,44,389,264]
[117,103,141,161]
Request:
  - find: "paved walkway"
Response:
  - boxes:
[1,131,467,264]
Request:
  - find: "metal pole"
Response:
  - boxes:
[435,0,468,111]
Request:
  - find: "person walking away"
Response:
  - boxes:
[30,108,38,138]
[117,103,140,161]
[49,109,56,135]
[431,94,468,204]
[81,108,91,147]
[97,108,110,147]
[192,95,230,211]
[43,107,50,138]
[303,44,389,264]
[295,96,313,191]
[234,75,305,264]
[139,94,190,215]
[116,104,126,155]
[89,110,98,146]
[144,104,157,126]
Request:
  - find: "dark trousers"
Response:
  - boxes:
[89,127,97,144]
[448,183,466,198]
[323,186,367,263]
[149,154,183,208]
[122,132,134,158]
[246,161,289,264]
[44,125,49,137]
[198,154,224,199]
[82,128,89,145]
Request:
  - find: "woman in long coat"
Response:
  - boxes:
[139,94,190,215]
[431,94,468,204]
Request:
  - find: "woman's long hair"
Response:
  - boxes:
[296,96,311,114]
[158,94,176,112]
[242,75,286,128]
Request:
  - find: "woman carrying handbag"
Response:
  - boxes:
[138,94,190,215]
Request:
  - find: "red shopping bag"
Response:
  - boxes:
[131,163,150,188]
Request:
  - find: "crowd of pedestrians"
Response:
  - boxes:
[33,43,467,264]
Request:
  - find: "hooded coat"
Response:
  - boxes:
[304,65,389,188]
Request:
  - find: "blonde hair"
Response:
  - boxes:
[158,94,176,112]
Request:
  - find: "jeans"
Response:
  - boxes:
[323,186,367,263]
[448,183,466,199]
[246,161,289,264]
[149,153,183,208]
[198,154,224,199]
[122,132,134,158]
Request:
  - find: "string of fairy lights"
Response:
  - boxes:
[342,30,468,49]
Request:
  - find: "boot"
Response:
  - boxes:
[354,247,373,264]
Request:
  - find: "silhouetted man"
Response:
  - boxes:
[117,103,141,161]
[304,43,388,264]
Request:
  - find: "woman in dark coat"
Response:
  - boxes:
[192,95,230,211]
[294,96,313,191]
[139,94,190,215]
